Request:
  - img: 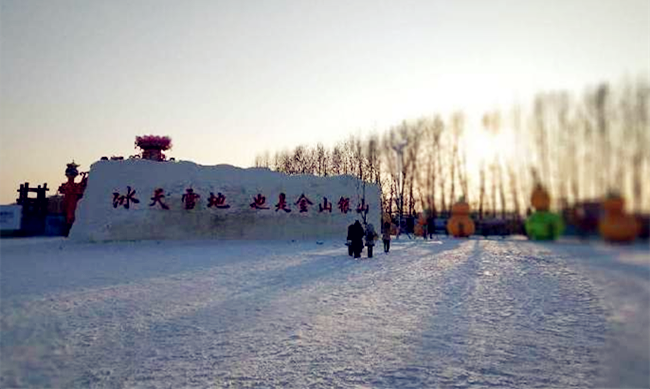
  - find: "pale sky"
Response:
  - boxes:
[1,0,648,204]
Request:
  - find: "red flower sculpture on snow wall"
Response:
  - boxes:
[135,135,172,161]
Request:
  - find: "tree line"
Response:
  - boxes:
[254,78,650,220]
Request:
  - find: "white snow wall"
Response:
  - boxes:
[69,160,381,242]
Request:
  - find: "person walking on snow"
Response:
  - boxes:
[365,223,378,258]
[427,215,435,239]
[382,222,391,253]
[349,220,365,258]
[346,222,355,256]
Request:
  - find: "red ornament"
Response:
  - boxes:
[135,135,172,161]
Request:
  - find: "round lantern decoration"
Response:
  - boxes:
[599,194,639,243]
[525,184,564,241]
[447,197,475,237]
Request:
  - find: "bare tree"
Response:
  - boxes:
[622,78,650,212]
[448,112,465,209]
[330,143,344,176]
[381,132,398,217]
[633,78,650,212]
[478,163,486,219]
[533,95,550,192]
[353,136,365,181]
[387,123,412,232]
[436,120,447,216]
[315,143,328,176]
[595,84,611,192]
[255,75,650,218]
[367,134,381,185]
[403,121,423,215]
[497,160,507,219]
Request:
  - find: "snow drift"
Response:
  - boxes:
[69,160,380,242]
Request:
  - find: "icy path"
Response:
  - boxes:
[1,238,648,388]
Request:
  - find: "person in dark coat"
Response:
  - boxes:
[406,216,415,234]
[382,222,391,253]
[365,223,378,257]
[346,223,355,256]
[349,220,365,258]
[427,216,435,239]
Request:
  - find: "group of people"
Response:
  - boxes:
[346,220,393,258]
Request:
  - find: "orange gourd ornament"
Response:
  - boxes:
[447,198,475,237]
[414,214,428,237]
[531,184,550,211]
[599,194,639,243]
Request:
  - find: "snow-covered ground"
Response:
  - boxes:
[1,237,648,388]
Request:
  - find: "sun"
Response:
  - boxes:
[463,124,518,170]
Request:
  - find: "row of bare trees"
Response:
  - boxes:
[255,78,650,220]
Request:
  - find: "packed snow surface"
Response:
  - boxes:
[1,237,648,388]
[70,160,380,242]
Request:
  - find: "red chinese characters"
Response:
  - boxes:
[150,188,170,210]
[112,186,140,209]
[182,188,200,210]
[356,198,369,215]
[275,193,291,212]
[207,192,231,209]
[338,197,350,214]
[110,186,363,216]
[295,193,313,213]
[250,193,270,209]
[319,197,332,213]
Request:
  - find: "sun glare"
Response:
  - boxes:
[463,123,518,170]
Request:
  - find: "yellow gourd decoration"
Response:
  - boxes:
[599,194,639,243]
[447,198,475,237]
